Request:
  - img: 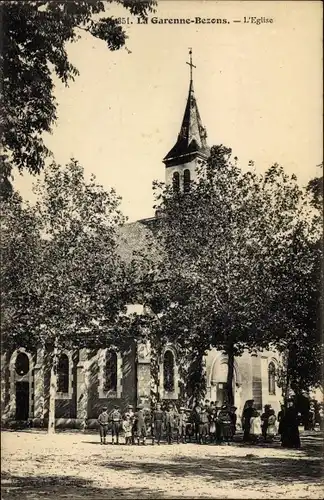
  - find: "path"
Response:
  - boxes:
[1,430,323,499]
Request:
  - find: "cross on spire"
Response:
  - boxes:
[186,48,196,83]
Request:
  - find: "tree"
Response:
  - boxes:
[1,159,142,431]
[1,192,42,349]
[270,169,322,398]
[1,0,156,196]
[1,191,42,418]
[151,146,317,405]
[306,163,323,212]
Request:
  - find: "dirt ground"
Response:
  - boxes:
[1,429,323,499]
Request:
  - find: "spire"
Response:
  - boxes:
[163,49,209,164]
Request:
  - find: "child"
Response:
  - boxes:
[250,410,262,444]
[266,409,277,442]
[122,414,132,445]
[97,405,109,445]
[124,404,135,444]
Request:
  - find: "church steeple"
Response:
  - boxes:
[163,49,209,188]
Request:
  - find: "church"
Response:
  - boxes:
[1,54,282,428]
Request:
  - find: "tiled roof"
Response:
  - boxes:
[116,218,163,267]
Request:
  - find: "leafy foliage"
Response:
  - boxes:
[306,163,323,211]
[150,145,321,401]
[1,0,156,196]
[270,175,323,394]
[1,159,146,354]
[1,192,41,350]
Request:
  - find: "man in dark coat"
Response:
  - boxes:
[164,404,177,444]
[229,405,237,439]
[197,406,209,444]
[261,404,272,440]
[191,405,201,442]
[176,407,188,444]
[242,400,255,442]
[110,405,122,445]
[280,400,301,449]
[152,403,164,445]
[277,404,285,435]
[218,404,233,445]
[214,401,222,443]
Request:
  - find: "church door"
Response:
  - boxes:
[15,381,29,420]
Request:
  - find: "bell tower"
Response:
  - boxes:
[163,49,209,192]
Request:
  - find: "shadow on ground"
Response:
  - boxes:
[1,472,164,499]
[100,455,322,485]
[98,433,323,486]
[2,432,322,499]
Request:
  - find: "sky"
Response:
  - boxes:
[14,0,323,222]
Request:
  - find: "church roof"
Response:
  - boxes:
[163,79,209,163]
[116,219,163,268]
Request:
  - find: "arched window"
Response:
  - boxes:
[183,169,191,193]
[172,172,180,192]
[15,352,30,376]
[57,354,69,393]
[268,362,276,395]
[163,350,175,392]
[104,351,117,392]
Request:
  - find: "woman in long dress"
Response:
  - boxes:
[280,401,301,449]
[250,410,262,443]
[266,409,277,442]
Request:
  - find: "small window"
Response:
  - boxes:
[172,172,180,192]
[268,362,276,395]
[183,169,191,193]
[104,351,117,392]
[15,352,30,376]
[57,354,69,393]
[163,350,175,392]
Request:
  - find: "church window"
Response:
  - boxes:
[163,350,175,392]
[173,172,180,192]
[57,354,69,393]
[104,351,117,392]
[183,169,191,193]
[268,362,276,395]
[15,352,30,376]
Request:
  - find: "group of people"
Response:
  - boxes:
[97,400,238,446]
[304,401,324,431]
[242,399,301,449]
[97,398,303,448]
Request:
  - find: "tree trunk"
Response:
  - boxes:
[226,345,235,406]
[48,343,58,434]
[1,353,8,417]
[80,359,89,431]
[284,345,295,404]
[186,351,206,405]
